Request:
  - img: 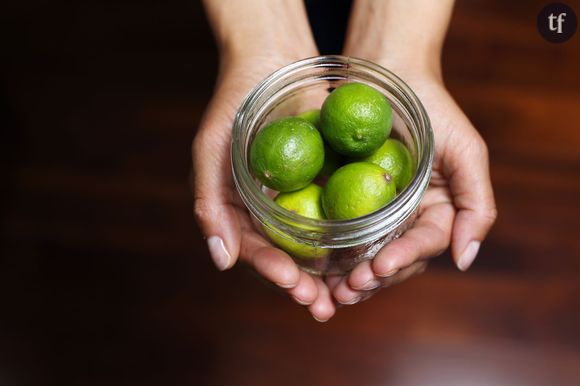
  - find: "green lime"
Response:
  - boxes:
[250,117,324,192]
[264,183,328,259]
[320,82,392,157]
[322,162,396,219]
[297,109,320,129]
[359,138,415,191]
[275,183,325,218]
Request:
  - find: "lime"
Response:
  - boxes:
[322,162,396,219]
[264,183,328,259]
[320,82,392,157]
[275,183,325,218]
[250,117,324,192]
[297,109,320,128]
[360,138,415,191]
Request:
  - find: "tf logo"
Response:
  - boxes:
[537,3,577,43]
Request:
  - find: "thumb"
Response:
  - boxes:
[445,129,497,271]
[192,93,242,271]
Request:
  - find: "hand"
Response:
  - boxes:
[194,0,338,321]
[327,0,497,305]
[330,66,497,305]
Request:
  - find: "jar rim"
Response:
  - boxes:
[231,55,433,245]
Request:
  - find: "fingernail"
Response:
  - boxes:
[377,268,398,278]
[358,279,380,291]
[313,315,329,323]
[458,240,480,271]
[340,296,361,305]
[275,281,296,289]
[207,236,232,271]
[292,296,311,306]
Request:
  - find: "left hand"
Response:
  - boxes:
[329,66,497,305]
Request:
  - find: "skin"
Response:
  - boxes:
[331,0,497,304]
[194,0,335,322]
[194,0,497,321]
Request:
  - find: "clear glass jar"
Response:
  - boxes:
[231,56,433,275]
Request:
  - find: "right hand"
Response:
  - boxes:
[192,44,343,321]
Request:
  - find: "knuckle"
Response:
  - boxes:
[416,261,429,275]
[483,207,498,225]
[425,223,451,256]
[193,197,214,223]
[476,135,489,152]
[394,241,417,261]
[433,246,448,257]
[472,135,489,159]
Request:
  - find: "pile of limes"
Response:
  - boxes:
[250,82,414,256]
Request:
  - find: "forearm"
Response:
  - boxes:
[344,0,455,78]
[203,0,317,60]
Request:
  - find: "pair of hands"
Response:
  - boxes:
[193,33,496,322]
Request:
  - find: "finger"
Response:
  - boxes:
[287,270,319,305]
[358,286,381,303]
[339,261,430,305]
[324,275,343,292]
[237,216,305,292]
[347,260,383,291]
[445,134,497,271]
[371,196,454,277]
[251,246,301,289]
[377,260,429,288]
[308,277,336,322]
[324,275,343,308]
[350,188,450,288]
[332,277,364,305]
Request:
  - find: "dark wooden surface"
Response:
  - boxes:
[1,1,580,385]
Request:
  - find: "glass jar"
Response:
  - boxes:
[231,56,433,275]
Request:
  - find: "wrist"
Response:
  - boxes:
[204,0,317,64]
[221,34,316,65]
[343,42,443,85]
[343,0,453,84]
[375,51,443,85]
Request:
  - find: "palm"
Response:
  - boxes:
[193,53,337,322]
